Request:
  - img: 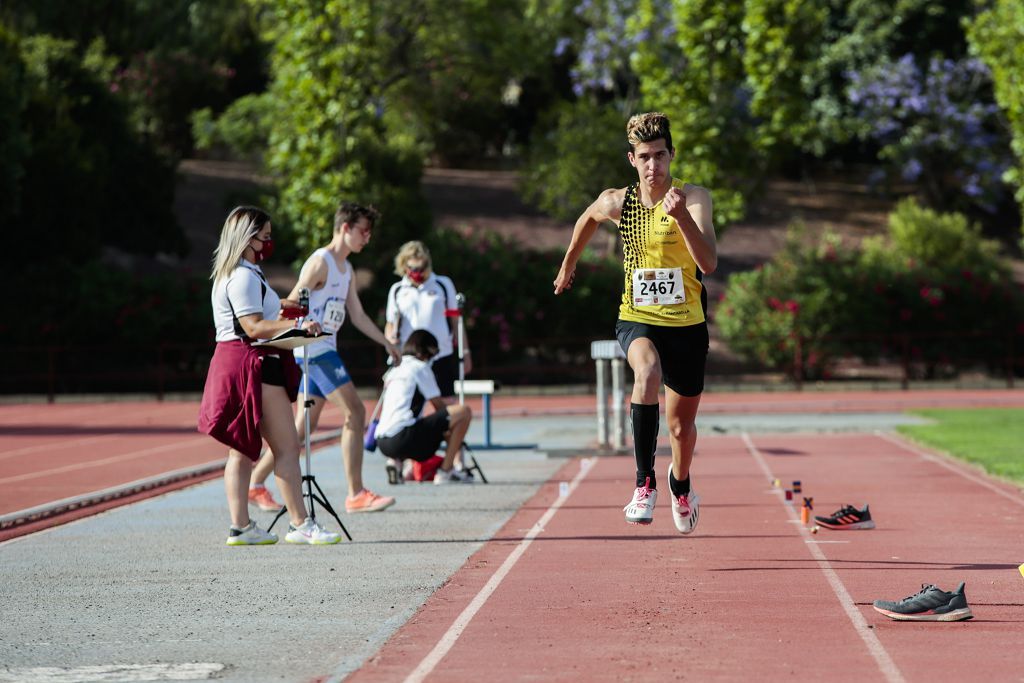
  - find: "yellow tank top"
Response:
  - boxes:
[617,179,706,326]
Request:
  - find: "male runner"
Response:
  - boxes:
[553,112,717,533]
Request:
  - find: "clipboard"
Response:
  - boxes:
[251,328,328,350]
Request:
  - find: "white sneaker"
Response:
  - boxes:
[385,457,404,485]
[624,477,657,525]
[226,520,278,546]
[285,517,342,545]
[668,463,700,534]
[434,468,474,484]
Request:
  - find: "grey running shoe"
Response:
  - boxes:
[872,582,973,621]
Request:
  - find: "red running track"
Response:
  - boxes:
[1,389,1022,540]
[348,432,1024,683]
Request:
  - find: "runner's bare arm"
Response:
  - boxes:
[554,188,625,294]
[285,253,329,301]
[663,184,717,275]
[346,286,401,363]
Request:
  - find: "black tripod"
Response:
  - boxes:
[461,442,488,483]
[267,309,351,540]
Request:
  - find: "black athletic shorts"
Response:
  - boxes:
[377,407,450,462]
[615,320,709,397]
[432,353,458,398]
[261,355,286,387]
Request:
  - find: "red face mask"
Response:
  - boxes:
[253,237,274,263]
[407,267,426,284]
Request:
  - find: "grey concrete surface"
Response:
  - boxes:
[0,441,563,683]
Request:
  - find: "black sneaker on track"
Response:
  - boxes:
[872,583,974,622]
[814,504,875,530]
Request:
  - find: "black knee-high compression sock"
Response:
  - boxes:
[631,403,659,489]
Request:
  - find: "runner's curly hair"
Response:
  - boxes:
[626,112,673,152]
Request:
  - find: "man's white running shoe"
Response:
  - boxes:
[624,477,657,525]
[285,517,342,545]
[226,520,278,546]
[668,464,700,534]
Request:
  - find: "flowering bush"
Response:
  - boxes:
[847,54,1013,213]
[718,200,1023,379]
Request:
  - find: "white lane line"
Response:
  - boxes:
[0,663,223,682]
[0,439,209,485]
[741,432,906,683]
[400,459,594,683]
[0,434,119,461]
[0,458,225,527]
[876,431,1024,508]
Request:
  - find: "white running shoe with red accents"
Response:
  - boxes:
[668,464,700,534]
[624,477,657,525]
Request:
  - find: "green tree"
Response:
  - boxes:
[632,0,756,227]
[2,2,267,156]
[520,99,635,222]
[742,0,829,154]
[967,0,1024,243]
[0,25,28,228]
[5,32,183,264]
[236,0,427,266]
[207,0,566,267]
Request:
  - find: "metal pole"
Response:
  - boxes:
[596,358,608,448]
[303,342,314,519]
[298,287,314,520]
[612,357,625,449]
[483,394,492,448]
[456,293,466,406]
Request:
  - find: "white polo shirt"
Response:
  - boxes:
[385,273,457,359]
[374,357,441,438]
[212,261,281,342]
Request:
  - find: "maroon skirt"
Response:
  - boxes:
[197,340,300,461]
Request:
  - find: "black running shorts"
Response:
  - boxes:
[431,353,459,398]
[377,407,450,462]
[615,320,709,397]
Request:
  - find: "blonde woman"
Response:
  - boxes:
[384,241,470,401]
[198,206,341,546]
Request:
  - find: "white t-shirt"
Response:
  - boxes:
[385,274,457,359]
[295,248,353,359]
[374,356,441,438]
[212,261,281,342]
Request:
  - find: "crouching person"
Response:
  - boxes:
[375,330,473,484]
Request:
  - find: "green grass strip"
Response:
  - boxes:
[897,408,1024,484]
